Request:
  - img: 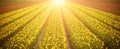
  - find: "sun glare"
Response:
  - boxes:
[53,0,65,5]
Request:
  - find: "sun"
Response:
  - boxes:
[53,0,65,5]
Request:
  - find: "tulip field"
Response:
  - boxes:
[0,1,120,49]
